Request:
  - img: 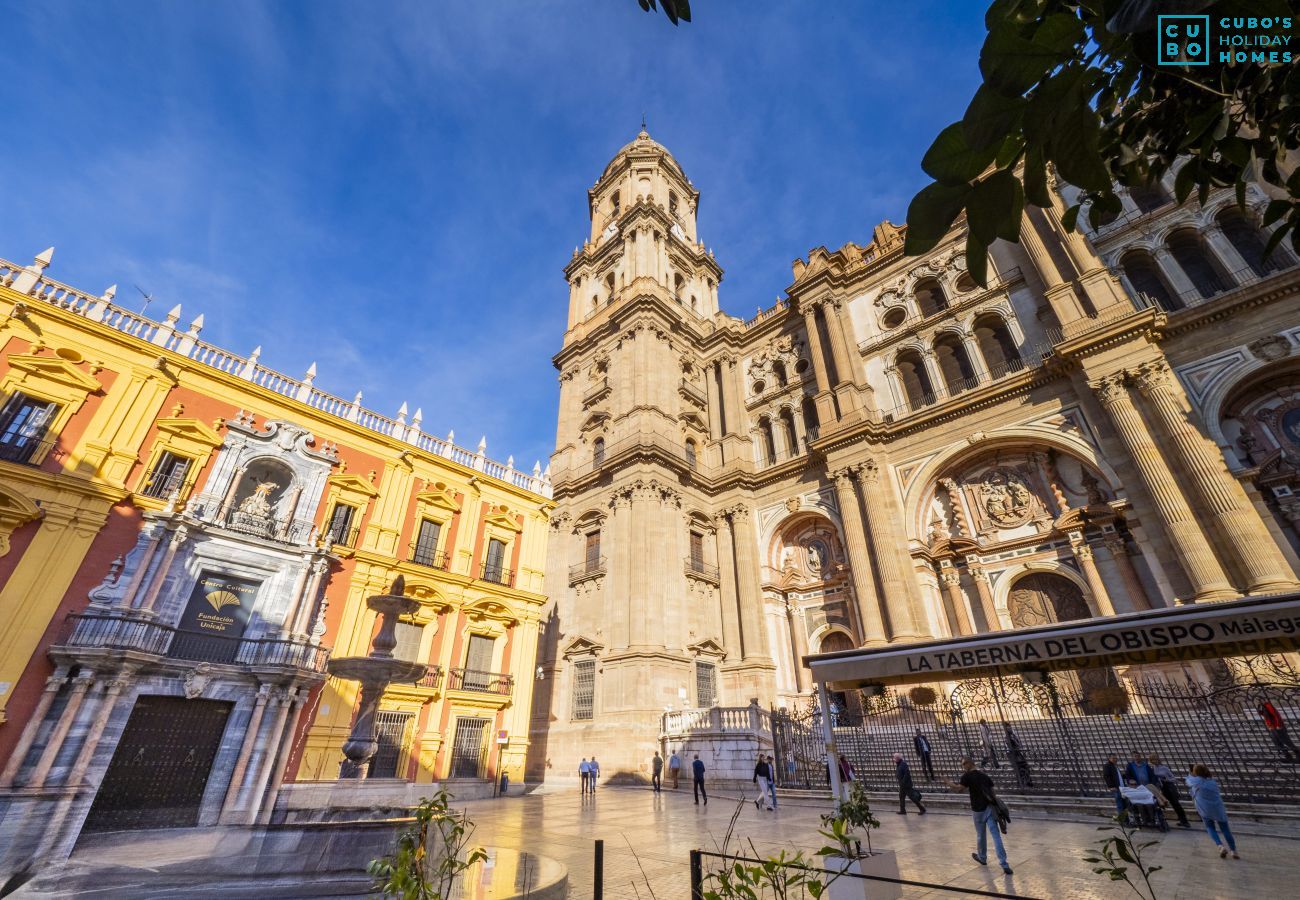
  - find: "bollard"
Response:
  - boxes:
[594,838,604,899]
[689,848,704,900]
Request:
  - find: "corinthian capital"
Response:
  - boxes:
[1133,360,1174,395]
[857,460,881,486]
[830,465,859,489]
[1090,374,1130,407]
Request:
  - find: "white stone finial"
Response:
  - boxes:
[506,455,514,470]
[187,313,205,335]
[447,429,455,443]
[303,362,317,381]
[543,463,552,480]
[352,390,363,404]
[164,303,182,324]
[397,401,409,417]
[532,460,541,476]
[34,247,54,267]
[477,435,487,454]
[249,345,262,361]
[102,284,117,301]
[412,407,423,425]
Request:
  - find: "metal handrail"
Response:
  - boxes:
[0,436,57,466]
[447,667,513,695]
[410,548,450,571]
[569,556,607,580]
[480,562,514,587]
[683,557,720,580]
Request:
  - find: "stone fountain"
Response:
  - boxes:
[326,575,427,778]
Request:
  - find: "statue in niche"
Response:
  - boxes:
[230,479,279,536]
[1080,469,1106,506]
[980,468,1035,528]
[805,538,828,573]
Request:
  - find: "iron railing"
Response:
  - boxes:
[410,548,451,571]
[60,613,329,672]
[184,493,320,545]
[480,562,514,587]
[447,667,513,695]
[569,556,607,582]
[683,556,720,581]
[0,436,56,466]
[414,665,444,689]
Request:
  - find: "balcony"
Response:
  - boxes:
[409,548,451,571]
[678,378,706,407]
[447,667,513,695]
[479,562,515,587]
[413,664,443,690]
[583,377,610,407]
[569,556,607,584]
[683,556,719,583]
[0,436,55,466]
[185,493,320,545]
[59,613,329,672]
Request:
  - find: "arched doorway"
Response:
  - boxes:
[1008,572,1122,712]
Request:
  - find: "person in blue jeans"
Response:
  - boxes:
[1187,764,1239,860]
[948,757,1012,875]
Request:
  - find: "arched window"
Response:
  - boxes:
[913,278,948,318]
[1120,249,1178,311]
[1217,207,1281,277]
[1129,180,1169,214]
[592,437,606,468]
[1167,229,1228,299]
[690,294,698,311]
[896,349,935,410]
[801,395,819,437]
[780,407,799,455]
[954,272,978,293]
[669,191,679,217]
[972,314,1023,378]
[773,360,788,387]
[605,273,616,303]
[673,272,685,301]
[611,191,620,216]
[759,417,777,465]
[684,438,697,469]
[933,334,976,395]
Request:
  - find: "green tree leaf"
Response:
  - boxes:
[904,181,971,254]
[922,122,1001,186]
[963,85,1026,151]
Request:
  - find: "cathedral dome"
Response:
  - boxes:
[599,128,690,186]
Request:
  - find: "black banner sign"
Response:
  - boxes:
[172,572,261,663]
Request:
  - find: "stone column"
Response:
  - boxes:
[920,350,946,399]
[801,309,833,394]
[609,487,633,649]
[823,301,857,386]
[281,561,312,636]
[723,356,746,437]
[786,599,810,692]
[244,690,294,824]
[830,468,887,645]
[858,463,923,638]
[114,527,163,609]
[137,526,189,613]
[1202,225,1252,279]
[714,514,744,659]
[1018,207,1068,288]
[292,559,328,636]
[962,334,991,381]
[1135,360,1298,593]
[63,677,126,786]
[967,565,1002,631]
[628,482,650,646]
[939,568,974,636]
[0,672,67,786]
[1104,535,1153,611]
[729,505,769,660]
[828,300,867,385]
[27,672,94,788]
[222,685,271,817]
[1070,537,1117,616]
[258,692,307,824]
[1091,374,1235,601]
[1152,247,1199,302]
[706,362,724,439]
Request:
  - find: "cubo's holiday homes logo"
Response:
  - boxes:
[1159,14,1293,66]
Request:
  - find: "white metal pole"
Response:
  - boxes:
[817,680,844,801]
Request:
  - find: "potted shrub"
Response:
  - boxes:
[908,686,938,707]
[817,781,900,900]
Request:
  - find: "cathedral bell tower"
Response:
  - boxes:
[530,130,775,783]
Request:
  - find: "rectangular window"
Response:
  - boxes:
[327,503,356,547]
[695,661,717,708]
[449,716,491,779]
[465,633,495,674]
[140,451,193,500]
[483,537,508,584]
[411,518,442,567]
[369,710,414,779]
[393,621,424,662]
[572,659,595,721]
[689,531,705,567]
[0,392,59,464]
[584,531,601,567]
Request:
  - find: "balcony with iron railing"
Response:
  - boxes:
[446,667,513,695]
[880,352,1041,423]
[409,548,451,572]
[412,664,444,690]
[569,556,607,584]
[59,613,330,672]
[479,562,515,587]
[683,556,720,583]
[1140,261,1297,315]
[137,468,188,500]
[185,493,322,546]
[0,436,56,467]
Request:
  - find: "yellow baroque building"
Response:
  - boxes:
[0,249,552,868]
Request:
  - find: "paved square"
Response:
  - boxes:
[458,786,1299,899]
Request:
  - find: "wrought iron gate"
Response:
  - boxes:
[369,710,414,778]
[774,654,1300,804]
[449,716,490,779]
[84,696,233,831]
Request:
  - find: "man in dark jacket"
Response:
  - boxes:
[1102,754,1123,814]
[894,753,927,814]
[651,751,663,793]
[1124,751,1153,787]
[913,727,935,781]
[692,753,707,806]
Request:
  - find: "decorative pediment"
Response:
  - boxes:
[686,638,727,660]
[484,504,523,533]
[327,473,380,499]
[3,353,102,396]
[579,410,611,433]
[155,417,223,451]
[562,635,605,659]
[0,484,42,557]
[464,596,516,623]
[416,481,461,514]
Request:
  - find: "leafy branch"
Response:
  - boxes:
[368,790,488,900]
[1082,809,1164,900]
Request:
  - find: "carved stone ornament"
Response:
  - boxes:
[1247,335,1291,361]
[184,662,213,700]
[979,467,1036,528]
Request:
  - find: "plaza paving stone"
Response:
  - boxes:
[457,785,1299,899]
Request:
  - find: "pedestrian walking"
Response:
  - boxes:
[1125,750,1154,787]
[914,727,935,781]
[1149,754,1190,828]
[1187,764,1239,859]
[947,757,1012,875]
[1259,701,1300,762]
[766,755,779,809]
[669,749,681,789]
[692,753,707,806]
[579,757,591,795]
[893,753,927,815]
[1004,724,1033,788]
[753,754,774,811]
[837,754,856,785]
[651,751,663,793]
[1102,754,1124,814]
[589,756,600,791]
[978,719,1000,768]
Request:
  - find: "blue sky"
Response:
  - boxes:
[0,1,985,472]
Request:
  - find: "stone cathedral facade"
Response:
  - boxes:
[527,129,1300,783]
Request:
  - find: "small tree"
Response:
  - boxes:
[818,780,881,858]
[368,790,488,900]
[1082,810,1164,900]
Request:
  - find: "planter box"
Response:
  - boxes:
[825,850,900,900]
